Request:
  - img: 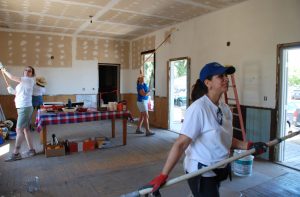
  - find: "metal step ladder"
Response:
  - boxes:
[224,74,246,141]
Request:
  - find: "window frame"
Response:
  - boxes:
[141,49,155,111]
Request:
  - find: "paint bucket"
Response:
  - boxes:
[233,149,254,176]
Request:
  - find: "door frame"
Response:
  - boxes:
[167,57,191,130]
[276,42,300,162]
[98,63,120,107]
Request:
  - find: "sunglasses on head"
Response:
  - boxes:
[217,107,223,125]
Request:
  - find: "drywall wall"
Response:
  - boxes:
[0,32,72,67]
[76,37,130,69]
[134,0,300,108]
[131,35,156,69]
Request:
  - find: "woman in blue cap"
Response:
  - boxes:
[144,62,268,197]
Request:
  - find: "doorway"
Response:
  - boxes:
[98,63,120,106]
[168,57,190,133]
[277,44,300,170]
[141,50,155,111]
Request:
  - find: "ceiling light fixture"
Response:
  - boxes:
[89,15,93,23]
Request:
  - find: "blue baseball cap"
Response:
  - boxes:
[199,62,235,82]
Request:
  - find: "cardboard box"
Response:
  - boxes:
[95,137,111,149]
[45,144,65,157]
[69,141,78,153]
[83,139,95,151]
[69,139,95,153]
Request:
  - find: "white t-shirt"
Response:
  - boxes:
[180,95,233,177]
[33,84,46,96]
[14,77,34,108]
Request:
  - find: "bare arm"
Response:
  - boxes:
[139,89,150,97]
[162,134,192,175]
[2,70,21,83]
[231,138,248,150]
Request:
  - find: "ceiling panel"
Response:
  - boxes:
[41,1,67,16]
[98,10,177,28]
[113,0,210,20]
[0,10,24,23]
[36,16,58,27]
[1,0,25,12]
[0,0,248,40]
[191,0,246,9]
[79,30,136,40]
[27,0,49,13]
[84,22,145,36]
[62,4,100,19]
[85,21,112,31]
[56,19,85,29]
[71,0,111,7]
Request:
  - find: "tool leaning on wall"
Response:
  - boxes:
[120,131,300,197]
[0,62,16,95]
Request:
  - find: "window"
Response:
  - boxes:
[141,50,155,111]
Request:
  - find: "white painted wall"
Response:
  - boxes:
[0,60,99,95]
[136,0,300,108]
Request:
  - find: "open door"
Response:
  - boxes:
[98,63,120,106]
[168,57,190,133]
[277,43,300,170]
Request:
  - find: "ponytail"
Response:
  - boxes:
[191,79,208,102]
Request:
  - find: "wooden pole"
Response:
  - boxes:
[1,70,9,87]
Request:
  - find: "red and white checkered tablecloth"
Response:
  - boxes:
[35,110,131,132]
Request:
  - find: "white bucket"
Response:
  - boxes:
[232,149,254,176]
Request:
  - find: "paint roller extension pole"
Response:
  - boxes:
[120,131,300,197]
[139,28,178,75]
[0,61,9,87]
[1,70,9,87]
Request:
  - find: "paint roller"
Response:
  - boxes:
[139,28,179,76]
[120,131,300,197]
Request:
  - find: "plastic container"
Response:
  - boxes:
[117,103,123,111]
[26,176,40,193]
[8,131,16,140]
[232,149,254,176]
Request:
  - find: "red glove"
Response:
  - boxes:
[148,173,168,193]
[247,141,268,156]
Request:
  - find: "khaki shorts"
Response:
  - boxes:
[17,106,33,129]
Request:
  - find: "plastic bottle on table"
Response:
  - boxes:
[67,99,72,108]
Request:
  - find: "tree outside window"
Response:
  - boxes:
[141,50,155,111]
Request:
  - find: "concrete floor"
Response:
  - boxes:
[0,120,299,196]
